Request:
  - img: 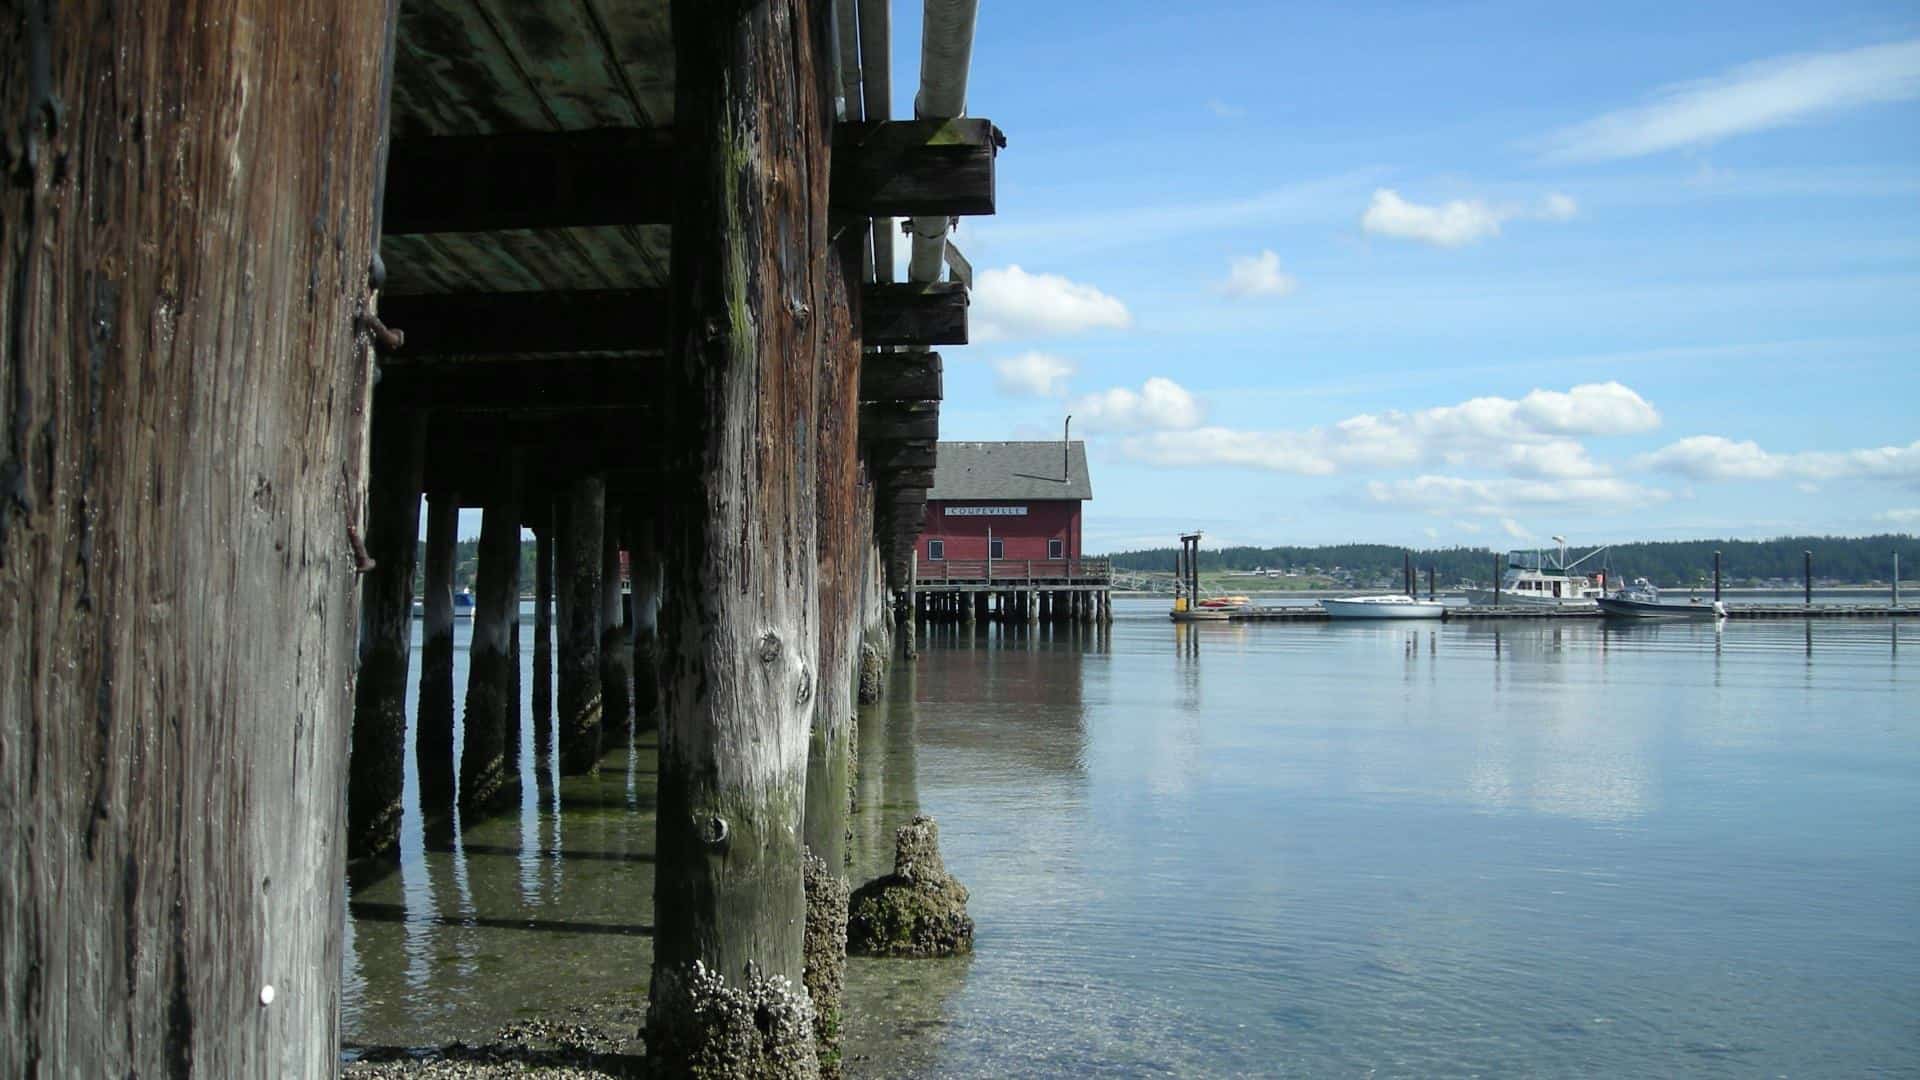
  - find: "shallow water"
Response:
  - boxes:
[345,599,1920,1076]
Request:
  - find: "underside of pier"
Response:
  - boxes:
[3,0,989,1072]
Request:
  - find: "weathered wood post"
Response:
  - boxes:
[505,523,524,776]
[1714,550,1721,604]
[1494,553,1503,607]
[533,513,556,762]
[350,401,426,860]
[1804,549,1813,606]
[461,462,523,814]
[418,490,461,816]
[0,1,392,1070]
[556,475,606,774]
[630,517,663,733]
[648,0,835,1069]
[601,503,634,734]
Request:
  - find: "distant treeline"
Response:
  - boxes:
[1106,535,1920,585]
[416,537,540,593]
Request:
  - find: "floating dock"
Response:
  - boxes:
[1171,603,1920,623]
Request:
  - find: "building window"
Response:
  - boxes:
[989,538,1004,559]
[928,539,944,561]
[1049,538,1064,559]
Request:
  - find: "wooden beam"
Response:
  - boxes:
[874,466,935,489]
[385,120,996,234]
[385,129,675,234]
[381,283,963,355]
[381,289,668,357]
[860,400,940,442]
[859,350,942,402]
[862,282,968,346]
[869,439,937,471]
[378,357,662,411]
[831,119,997,217]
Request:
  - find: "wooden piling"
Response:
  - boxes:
[350,402,425,860]
[418,490,461,814]
[533,516,555,760]
[556,475,606,774]
[0,1,394,1069]
[1805,549,1813,606]
[601,503,634,734]
[648,0,837,1067]
[461,463,523,815]
[629,519,663,733]
[1714,550,1722,603]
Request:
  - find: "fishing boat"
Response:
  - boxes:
[1596,578,1724,620]
[1460,536,1607,609]
[1322,594,1445,620]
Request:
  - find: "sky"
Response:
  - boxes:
[890,0,1920,554]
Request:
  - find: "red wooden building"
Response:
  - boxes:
[918,441,1091,563]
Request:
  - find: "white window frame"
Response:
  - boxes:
[928,539,945,561]
[1048,537,1064,559]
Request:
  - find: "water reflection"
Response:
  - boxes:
[347,598,1920,1077]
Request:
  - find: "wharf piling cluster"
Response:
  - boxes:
[3,0,996,1072]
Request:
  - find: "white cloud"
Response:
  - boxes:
[1206,99,1246,118]
[992,351,1075,398]
[1424,527,1440,540]
[972,265,1132,341]
[1502,518,1535,541]
[1542,38,1920,162]
[1219,250,1299,298]
[1120,381,1659,477]
[1360,189,1581,247]
[1367,474,1662,515]
[1073,377,1204,433]
[1362,189,1506,247]
[1877,508,1920,525]
[1640,435,1920,485]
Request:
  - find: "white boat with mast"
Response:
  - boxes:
[1461,536,1608,609]
[1322,594,1444,620]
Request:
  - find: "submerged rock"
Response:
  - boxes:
[846,816,973,958]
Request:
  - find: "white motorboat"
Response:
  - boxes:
[1322,594,1445,620]
[1460,536,1607,609]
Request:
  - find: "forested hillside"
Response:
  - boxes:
[1107,535,1918,586]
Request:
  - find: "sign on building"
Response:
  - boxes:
[945,505,1028,517]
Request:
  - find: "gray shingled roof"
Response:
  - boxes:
[928,441,1092,501]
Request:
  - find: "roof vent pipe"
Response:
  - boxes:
[908,0,978,283]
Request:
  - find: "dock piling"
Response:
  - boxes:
[460,460,524,814]
[601,502,634,734]
[556,474,606,774]
[348,403,425,860]
[418,490,460,814]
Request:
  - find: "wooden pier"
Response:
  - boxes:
[3,0,998,1072]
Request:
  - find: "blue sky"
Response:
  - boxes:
[898,0,1920,553]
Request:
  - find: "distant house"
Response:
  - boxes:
[915,441,1092,567]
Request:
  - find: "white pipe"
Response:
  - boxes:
[909,0,978,283]
[858,0,894,282]
[834,0,863,123]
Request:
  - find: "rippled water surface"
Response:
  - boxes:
[346,599,1920,1077]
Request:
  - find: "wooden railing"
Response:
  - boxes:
[917,556,1110,586]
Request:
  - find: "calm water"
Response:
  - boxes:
[345,599,1920,1076]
